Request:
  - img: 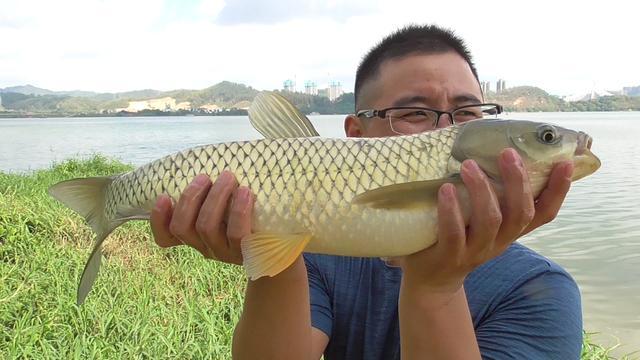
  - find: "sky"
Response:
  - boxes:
[0,0,638,96]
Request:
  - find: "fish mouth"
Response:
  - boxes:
[572,132,601,181]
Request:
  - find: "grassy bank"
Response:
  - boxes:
[0,156,633,359]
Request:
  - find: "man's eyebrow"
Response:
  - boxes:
[391,96,430,107]
[452,93,482,104]
[390,94,483,108]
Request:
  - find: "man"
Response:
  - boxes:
[150,25,582,359]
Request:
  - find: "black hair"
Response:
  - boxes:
[354,24,479,108]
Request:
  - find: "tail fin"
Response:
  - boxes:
[48,177,122,305]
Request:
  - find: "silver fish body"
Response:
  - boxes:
[48,92,601,304]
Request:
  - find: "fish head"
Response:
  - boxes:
[452,119,601,196]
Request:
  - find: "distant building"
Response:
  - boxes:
[480,81,490,94]
[0,94,3,111]
[317,88,329,98]
[328,81,343,101]
[283,79,296,92]
[564,89,616,102]
[176,101,192,111]
[496,79,507,93]
[304,81,318,95]
[126,97,179,112]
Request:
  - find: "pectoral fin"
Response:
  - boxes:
[352,175,462,209]
[241,232,312,280]
[248,91,320,139]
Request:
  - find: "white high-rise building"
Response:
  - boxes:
[304,81,318,95]
[480,81,490,94]
[283,79,296,92]
[328,81,343,101]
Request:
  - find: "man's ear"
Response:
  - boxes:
[344,114,365,137]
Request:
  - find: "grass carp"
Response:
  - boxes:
[49,92,601,304]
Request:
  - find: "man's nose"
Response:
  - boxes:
[436,113,454,128]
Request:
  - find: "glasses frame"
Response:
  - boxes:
[356,103,504,134]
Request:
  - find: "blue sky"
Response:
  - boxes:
[0,0,638,96]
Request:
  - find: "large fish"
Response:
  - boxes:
[49,92,601,305]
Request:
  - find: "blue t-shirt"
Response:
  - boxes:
[304,243,582,360]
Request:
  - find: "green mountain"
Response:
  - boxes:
[2,82,639,118]
[486,86,640,112]
[0,81,354,116]
[1,84,55,96]
[165,81,259,108]
[486,86,566,112]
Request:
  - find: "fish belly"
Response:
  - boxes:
[304,205,438,257]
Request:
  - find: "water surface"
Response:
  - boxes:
[1,112,638,353]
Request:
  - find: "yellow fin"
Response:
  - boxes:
[241,232,311,280]
[248,91,320,139]
[352,176,462,209]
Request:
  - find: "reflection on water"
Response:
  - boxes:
[1,112,639,353]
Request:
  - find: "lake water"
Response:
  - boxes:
[1,112,639,353]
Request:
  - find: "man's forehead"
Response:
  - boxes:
[358,52,481,109]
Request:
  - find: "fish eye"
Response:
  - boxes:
[537,125,560,145]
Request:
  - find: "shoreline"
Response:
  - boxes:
[1,109,639,119]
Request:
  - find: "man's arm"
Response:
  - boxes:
[232,257,312,359]
[398,149,574,359]
[150,172,328,360]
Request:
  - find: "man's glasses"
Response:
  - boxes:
[356,103,503,135]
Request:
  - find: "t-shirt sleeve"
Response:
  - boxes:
[304,254,333,338]
[475,269,583,360]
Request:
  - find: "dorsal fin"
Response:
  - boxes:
[248,91,320,139]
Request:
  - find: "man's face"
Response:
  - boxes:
[345,51,483,138]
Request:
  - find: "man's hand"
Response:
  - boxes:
[400,148,574,294]
[398,148,574,359]
[150,171,254,265]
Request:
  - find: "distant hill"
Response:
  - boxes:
[486,86,640,112]
[165,81,259,108]
[486,86,566,112]
[1,84,55,96]
[2,82,639,117]
[0,81,354,116]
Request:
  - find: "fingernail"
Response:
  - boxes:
[564,162,574,178]
[217,171,233,186]
[193,174,210,187]
[440,183,455,200]
[154,195,169,210]
[235,187,251,209]
[503,148,519,164]
[463,159,480,174]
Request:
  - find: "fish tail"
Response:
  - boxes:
[48,176,123,305]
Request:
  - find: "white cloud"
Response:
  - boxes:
[0,0,637,95]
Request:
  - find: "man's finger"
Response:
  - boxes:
[150,194,179,248]
[496,148,535,248]
[195,171,238,261]
[436,183,466,262]
[461,159,502,261]
[168,174,212,256]
[226,186,254,264]
[521,161,573,235]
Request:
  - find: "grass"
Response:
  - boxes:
[0,156,635,359]
[1,156,245,359]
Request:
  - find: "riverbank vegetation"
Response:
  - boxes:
[0,156,634,358]
[2,82,640,118]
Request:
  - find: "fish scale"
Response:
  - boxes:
[48,91,600,305]
[104,128,459,246]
